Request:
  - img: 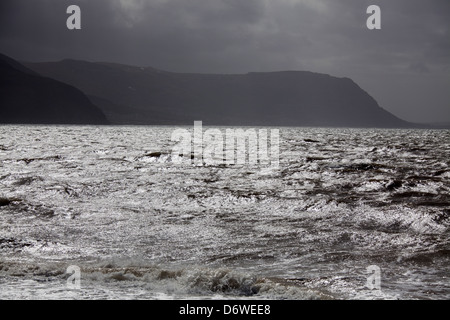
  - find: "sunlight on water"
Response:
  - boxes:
[0,125,449,299]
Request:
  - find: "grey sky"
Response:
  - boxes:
[1,0,449,123]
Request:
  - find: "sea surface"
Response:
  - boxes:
[0,125,449,300]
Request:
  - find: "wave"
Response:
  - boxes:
[0,259,330,300]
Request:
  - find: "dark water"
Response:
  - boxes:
[0,126,449,299]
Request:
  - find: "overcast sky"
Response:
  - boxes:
[1,0,449,123]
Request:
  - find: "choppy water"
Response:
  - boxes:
[0,125,449,300]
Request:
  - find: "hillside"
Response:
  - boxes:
[0,54,108,125]
[25,59,411,127]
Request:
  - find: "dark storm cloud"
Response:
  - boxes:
[0,0,449,122]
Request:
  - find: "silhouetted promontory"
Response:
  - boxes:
[0,53,108,125]
[25,59,412,127]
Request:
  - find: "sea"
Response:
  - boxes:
[0,125,449,300]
